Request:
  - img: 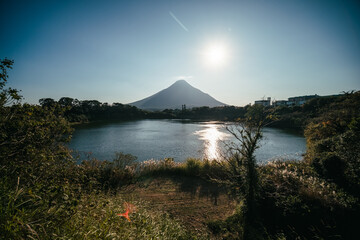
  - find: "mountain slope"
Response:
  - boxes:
[129,80,226,110]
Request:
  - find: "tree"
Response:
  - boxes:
[0,59,73,180]
[0,58,22,163]
[0,58,21,106]
[58,97,74,107]
[217,104,274,239]
[39,97,56,107]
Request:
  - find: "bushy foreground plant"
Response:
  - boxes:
[208,159,359,239]
[305,91,360,196]
[0,59,81,239]
[77,152,138,191]
[257,160,359,239]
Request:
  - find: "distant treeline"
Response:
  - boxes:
[39,93,354,132]
[38,97,248,123]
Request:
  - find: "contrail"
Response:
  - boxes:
[169,11,189,32]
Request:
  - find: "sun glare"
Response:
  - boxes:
[203,42,228,68]
[194,124,230,160]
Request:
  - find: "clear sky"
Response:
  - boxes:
[1,0,359,106]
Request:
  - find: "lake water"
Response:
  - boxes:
[69,119,306,163]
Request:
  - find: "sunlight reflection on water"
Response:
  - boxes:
[70,120,306,163]
[194,123,231,160]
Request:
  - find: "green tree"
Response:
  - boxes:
[0,59,73,183]
[217,104,274,239]
[0,58,21,106]
[58,97,74,107]
[39,97,56,107]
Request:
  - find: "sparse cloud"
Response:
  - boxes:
[169,11,189,32]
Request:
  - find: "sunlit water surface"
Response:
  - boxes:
[69,119,306,163]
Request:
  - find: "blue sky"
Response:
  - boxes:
[1,0,359,106]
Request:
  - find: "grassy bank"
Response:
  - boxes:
[2,149,359,239]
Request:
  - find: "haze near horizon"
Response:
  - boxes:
[1,0,359,106]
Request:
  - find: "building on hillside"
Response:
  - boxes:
[273,100,288,107]
[287,94,319,106]
[254,97,271,106]
[255,95,320,107]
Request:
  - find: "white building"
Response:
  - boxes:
[273,100,288,107]
[287,95,318,106]
[254,97,271,107]
[254,95,319,107]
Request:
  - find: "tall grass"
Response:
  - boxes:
[78,155,229,186]
[0,176,79,239]
[57,193,194,240]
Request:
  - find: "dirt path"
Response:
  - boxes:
[120,176,236,238]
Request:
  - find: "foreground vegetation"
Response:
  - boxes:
[1,59,359,239]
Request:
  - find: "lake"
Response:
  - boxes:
[69,119,306,163]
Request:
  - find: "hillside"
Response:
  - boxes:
[129,80,226,110]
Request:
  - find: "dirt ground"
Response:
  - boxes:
[119,176,236,238]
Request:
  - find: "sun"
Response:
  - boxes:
[203,42,228,68]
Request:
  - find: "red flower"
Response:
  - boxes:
[117,202,136,222]
[117,209,131,222]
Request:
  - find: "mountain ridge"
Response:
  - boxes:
[129,80,226,110]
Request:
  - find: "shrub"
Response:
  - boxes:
[113,152,137,169]
[257,160,358,239]
[78,153,139,191]
[304,92,360,195]
[185,158,202,176]
[313,152,345,183]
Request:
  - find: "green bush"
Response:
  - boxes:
[313,152,345,183]
[304,92,360,195]
[112,152,137,169]
[78,152,139,191]
[257,160,358,239]
[185,158,202,176]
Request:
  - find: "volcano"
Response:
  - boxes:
[129,80,226,110]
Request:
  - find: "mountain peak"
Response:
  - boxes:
[129,80,226,110]
[174,79,187,84]
[172,79,190,86]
